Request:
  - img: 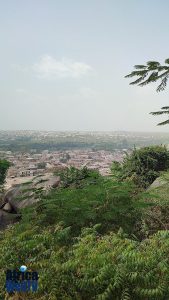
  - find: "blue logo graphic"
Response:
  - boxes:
[19,265,27,272]
[5,266,38,293]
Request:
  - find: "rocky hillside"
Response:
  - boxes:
[1,168,169,299]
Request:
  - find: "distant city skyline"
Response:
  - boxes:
[1,0,169,132]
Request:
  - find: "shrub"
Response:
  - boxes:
[111,145,169,188]
[0,159,10,185]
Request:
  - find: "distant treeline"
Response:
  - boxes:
[0,133,168,152]
[0,141,129,152]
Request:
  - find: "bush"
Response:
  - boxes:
[36,176,139,235]
[54,166,100,188]
[56,228,169,299]
[0,159,10,185]
[0,167,162,299]
[111,145,169,188]
[2,225,169,299]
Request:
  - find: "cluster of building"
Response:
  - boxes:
[0,149,127,187]
[65,149,126,175]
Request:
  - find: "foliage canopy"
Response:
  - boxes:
[125,59,169,92]
[125,58,169,125]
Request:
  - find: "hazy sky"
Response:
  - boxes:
[1,0,169,131]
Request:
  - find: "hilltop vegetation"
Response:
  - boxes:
[1,146,169,299]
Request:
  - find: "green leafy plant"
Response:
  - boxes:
[111,145,169,188]
[125,58,169,125]
[0,159,10,185]
[125,59,169,92]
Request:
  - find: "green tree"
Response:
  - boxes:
[36,173,138,235]
[54,166,99,188]
[150,106,169,125]
[112,145,169,188]
[37,162,46,169]
[125,58,169,125]
[0,159,10,185]
[125,59,169,92]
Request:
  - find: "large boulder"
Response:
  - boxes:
[2,174,60,211]
[0,174,60,228]
[0,209,21,229]
[148,177,167,190]
[142,173,169,235]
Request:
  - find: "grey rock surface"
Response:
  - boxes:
[0,174,60,229]
[148,177,167,190]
